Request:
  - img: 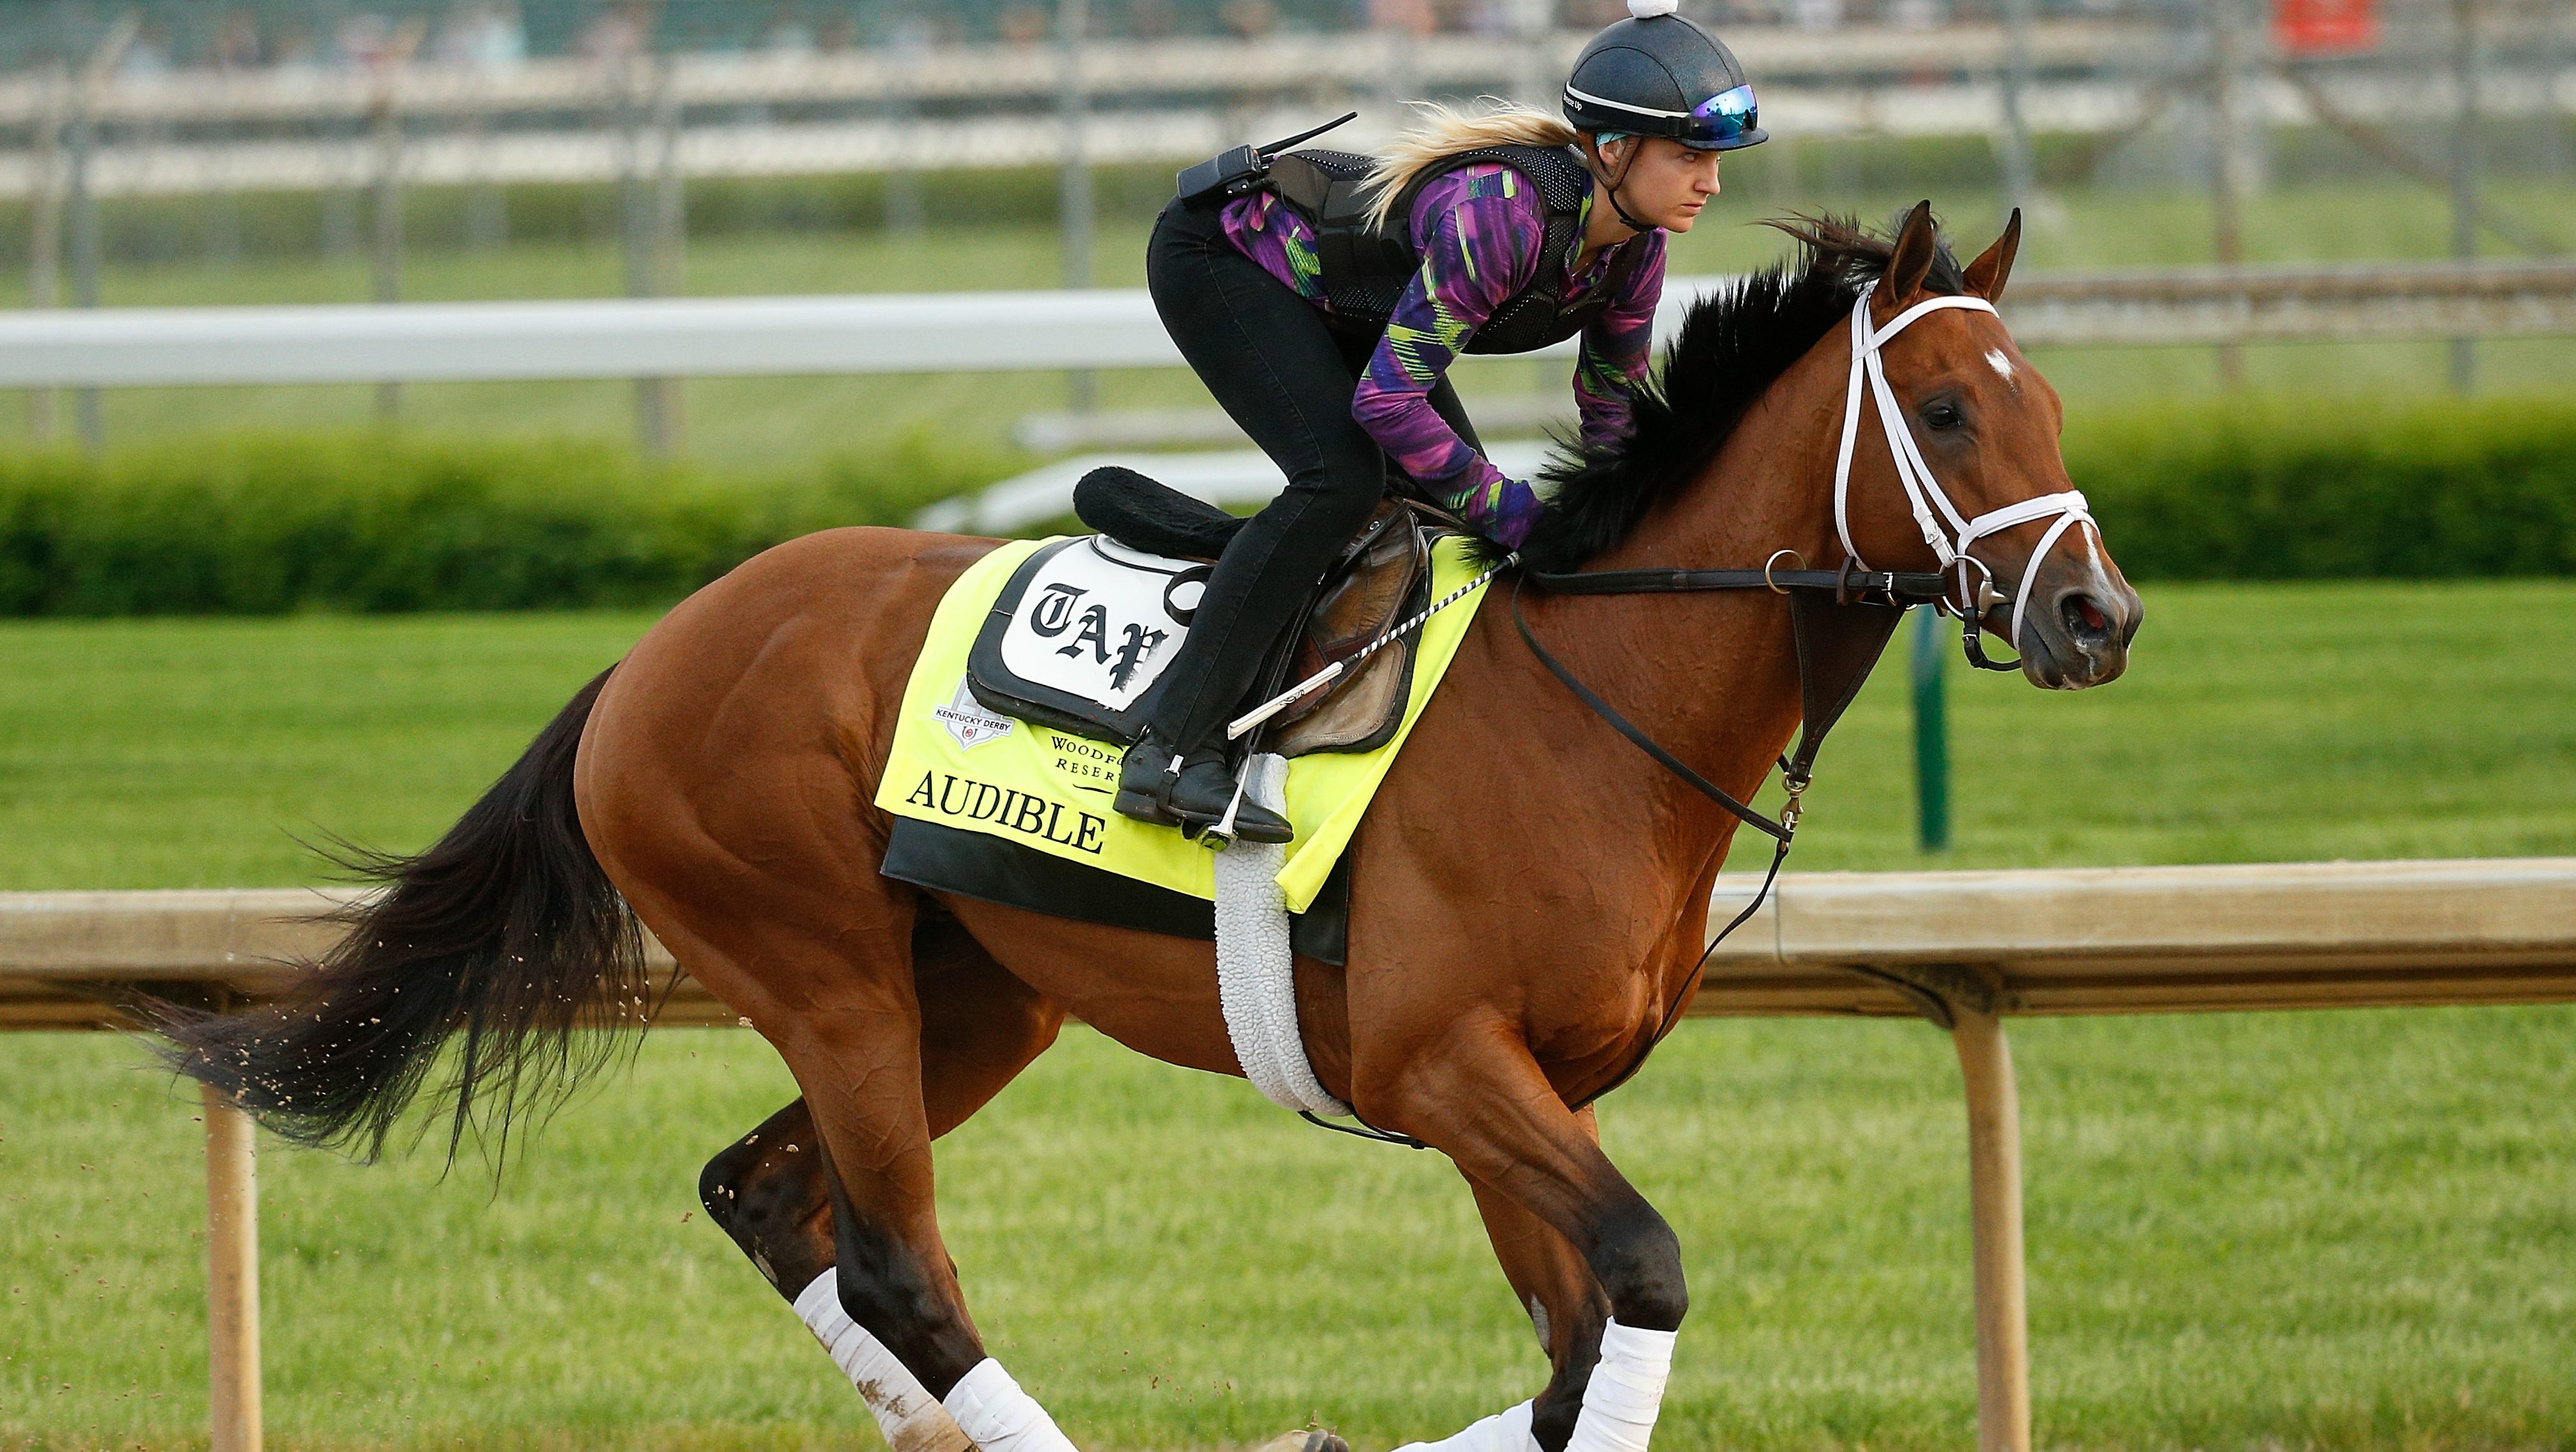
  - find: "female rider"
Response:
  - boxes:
[1117,0,1767,845]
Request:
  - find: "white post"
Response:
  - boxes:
[1997,0,2037,216]
[2206,0,2253,386]
[370,86,404,420]
[627,51,683,457]
[1058,0,1096,414]
[203,1082,263,1452]
[1951,1007,2031,1452]
[2448,0,2482,390]
[369,23,423,420]
[28,60,67,441]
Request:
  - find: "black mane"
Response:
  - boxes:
[1498,212,1966,573]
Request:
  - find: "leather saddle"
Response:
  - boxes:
[1068,465,1452,757]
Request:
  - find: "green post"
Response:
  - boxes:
[1910,606,1952,852]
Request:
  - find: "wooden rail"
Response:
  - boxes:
[8,858,2575,1452]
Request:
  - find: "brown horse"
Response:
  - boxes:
[165,204,2140,1451]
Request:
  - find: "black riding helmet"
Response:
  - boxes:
[1561,0,1766,153]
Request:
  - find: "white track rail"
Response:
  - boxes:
[3,263,2570,391]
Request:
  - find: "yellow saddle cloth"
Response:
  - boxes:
[875,534,1492,916]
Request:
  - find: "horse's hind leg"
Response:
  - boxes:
[694,907,1065,1448]
[699,907,1065,1298]
[701,1098,835,1296]
[578,525,1084,1444]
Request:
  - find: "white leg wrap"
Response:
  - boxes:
[1566,1320,1677,1452]
[794,1269,971,1452]
[1394,1398,1539,1452]
[943,1357,1083,1452]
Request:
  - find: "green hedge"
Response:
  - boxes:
[0,433,1006,616]
[2069,399,2576,580]
[0,399,2568,616]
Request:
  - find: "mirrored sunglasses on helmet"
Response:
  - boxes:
[1682,85,1759,146]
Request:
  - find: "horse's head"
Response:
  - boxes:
[1822,202,2141,688]
[1524,204,2140,687]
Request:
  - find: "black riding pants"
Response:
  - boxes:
[1142,195,1480,756]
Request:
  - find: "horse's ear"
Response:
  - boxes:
[1886,200,1938,302]
[1964,208,2023,302]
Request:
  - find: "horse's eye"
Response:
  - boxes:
[1923,401,1965,432]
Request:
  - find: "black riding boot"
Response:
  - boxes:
[1113,731,1293,846]
[1110,471,1354,847]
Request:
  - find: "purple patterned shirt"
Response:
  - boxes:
[1220,162,1666,548]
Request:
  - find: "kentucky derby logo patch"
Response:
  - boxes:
[933,677,1015,750]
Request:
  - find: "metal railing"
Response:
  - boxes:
[0,19,2567,199]
[0,25,2166,128]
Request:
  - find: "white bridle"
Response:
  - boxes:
[1831,283,2097,651]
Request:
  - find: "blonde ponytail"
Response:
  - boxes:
[1359,97,1583,231]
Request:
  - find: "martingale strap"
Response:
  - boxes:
[1508,565,1911,1114]
[1511,577,1786,845]
[1511,567,1922,845]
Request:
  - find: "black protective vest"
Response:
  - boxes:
[1261,142,1645,356]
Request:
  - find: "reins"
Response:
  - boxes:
[1510,564,1934,1114]
[1293,559,1946,1148]
[1513,561,1949,843]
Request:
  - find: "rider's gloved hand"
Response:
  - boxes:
[1442,472,1546,550]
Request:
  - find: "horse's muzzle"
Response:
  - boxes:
[2015,576,2142,690]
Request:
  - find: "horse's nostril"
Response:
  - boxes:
[2062,593,2113,646]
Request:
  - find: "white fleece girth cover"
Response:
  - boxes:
[1213,752,1350,1116]
[793,1269,971,1452]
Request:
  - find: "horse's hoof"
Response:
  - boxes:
[1248,1430,1349,1452]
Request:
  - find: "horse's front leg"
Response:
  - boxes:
[1464,1111,1618,1452]
[1370,1023,1686,1452]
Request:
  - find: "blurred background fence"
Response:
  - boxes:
[1,0,2566,409]
[4,0,2567,265]
[0,0,2570,549]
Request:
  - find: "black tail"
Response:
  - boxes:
[159,667,647,1164]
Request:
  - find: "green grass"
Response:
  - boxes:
[6,1014,2572,1452]
[0,613,652,889]
[1,581,2570,891]
[3,583,2573,1450]
[1,178,2572,471]
[1764,579,2576,870]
